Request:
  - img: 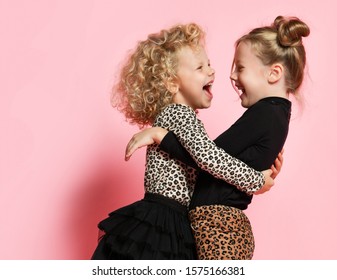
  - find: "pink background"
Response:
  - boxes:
[1,0,336,259]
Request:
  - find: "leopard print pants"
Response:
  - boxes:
[189,205,255,260]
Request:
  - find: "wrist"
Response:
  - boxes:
[153,127,168,144]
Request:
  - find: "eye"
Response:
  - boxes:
[237,65,244,72]
[196,65,203,70]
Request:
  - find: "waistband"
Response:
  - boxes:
[189,204,246,220]
[143,192,187,214]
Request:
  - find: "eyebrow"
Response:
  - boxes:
[234,59,244,66]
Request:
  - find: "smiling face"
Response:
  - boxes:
[230,41,271,108]
[172,45,215,110]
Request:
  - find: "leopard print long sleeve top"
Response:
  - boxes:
[144,104,265,206]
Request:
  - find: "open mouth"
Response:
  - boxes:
[237,87,245,96]
[231,80,245,97]
[203,81,213,97]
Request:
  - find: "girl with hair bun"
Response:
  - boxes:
[126,15,310,259]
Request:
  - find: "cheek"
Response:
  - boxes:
[182,80,194,90]
[240,73,251,84]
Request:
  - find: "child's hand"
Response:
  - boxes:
[125,127,168,161]
[254,169,274,195]
[271,148,284,179]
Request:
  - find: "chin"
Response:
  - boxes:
[203,102,212,109]
[241,100,248,108]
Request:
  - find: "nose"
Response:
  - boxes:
[208,66,215,76]
[230,71,237,81]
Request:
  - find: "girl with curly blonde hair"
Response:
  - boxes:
[92,23,274,260]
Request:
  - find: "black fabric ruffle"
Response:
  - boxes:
[91,193,197,260]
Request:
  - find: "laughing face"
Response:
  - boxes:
[230,41,271,108]
[173,45,215,110]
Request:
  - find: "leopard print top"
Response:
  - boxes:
[144,104,264,206]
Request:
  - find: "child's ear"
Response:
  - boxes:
[268,63,284,83]
[166,79,179,94]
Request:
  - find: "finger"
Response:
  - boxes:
[125,151,131,161]
[125,150,135,161]
[125,147,136,161]
[277,154,283,164]
[125,141,135,161]
[277,152,283,160]
[271,166,278,179]
[274,158,280,168]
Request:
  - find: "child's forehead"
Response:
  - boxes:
[178,45,207,59]
[234,41,256,58]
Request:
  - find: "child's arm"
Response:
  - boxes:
[127,104,273,195]
[126,128,283,178]
[125,127,282,194]
[125,127,169,161]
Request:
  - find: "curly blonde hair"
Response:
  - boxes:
[111,23,205,127]
[235,16,310,96]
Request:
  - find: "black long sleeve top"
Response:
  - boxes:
[159,97,291,210]
[145,103,265,206]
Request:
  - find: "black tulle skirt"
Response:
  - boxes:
[91,192,197,260]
